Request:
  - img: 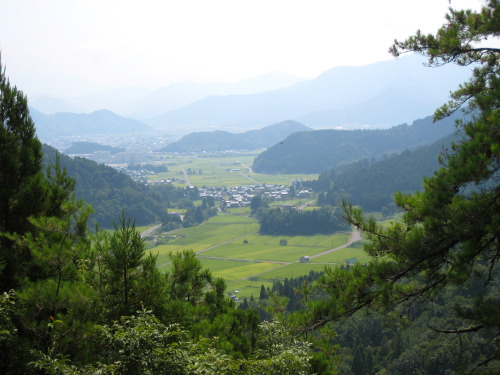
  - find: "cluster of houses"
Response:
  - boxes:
[197,184,312,208]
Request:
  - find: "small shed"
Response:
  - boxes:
[299,256,310,263]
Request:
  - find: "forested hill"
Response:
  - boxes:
[42,144,179,228]
[314,133,457,212]
[252,113,460,173]
[159,120,311,153]
[64,141,125,155]
[31,108,152,140]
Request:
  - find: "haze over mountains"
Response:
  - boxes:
[159,120,311,153]
[147,54,470,131]
[30,72,306,119]
[29,54,472,140]
[30,108,152,139]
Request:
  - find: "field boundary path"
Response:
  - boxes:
[181,165,193,187]
[237,170,262,185]
[309,228,362,259]
[140,224,162,238]
[196,232,258,254]
[297,200,315,210]
[232,228,363,282]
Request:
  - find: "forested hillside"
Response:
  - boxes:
[64,141,125,155]
[314,133,457,212]
[42,144,184,228]
[30,108,152,140]
[160,120,311,152]
[252,113,459,173]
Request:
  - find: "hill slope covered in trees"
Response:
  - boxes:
[159,120,311,153]
[252,113,460,173]
[42,145,183,228]
[313,133,457,212]
[31,108,152,140]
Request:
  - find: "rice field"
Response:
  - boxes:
[145,211,364,299]
[146,153,317,187]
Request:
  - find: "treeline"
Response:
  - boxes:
[42,145,192,228]
[64,141,124,155]
[127,163,168,173]
[312,133,456,212]
[258,206,349,235]
[325,263,499,374]
[182,197,218,227]
[159,120,311,153]
[252,113,460,174]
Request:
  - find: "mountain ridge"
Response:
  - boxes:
[159,120,312,153]
[30,108,152,141]
[146,54,471,130]
[252,112,462,174]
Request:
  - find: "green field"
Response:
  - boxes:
[145,210,364,299]
[138,152,367,299]
[150,214,260,267]
[201,233,350,262]
[250,173,318,186]
[146,153,317,187]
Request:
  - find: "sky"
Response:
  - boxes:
[0,0,485,98]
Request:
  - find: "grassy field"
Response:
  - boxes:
[145,211,364,299]
[151,214,260,268]
[147,153,317,187]
[139,151,367,299]
[201,233,350,262]
[250,173,318,186]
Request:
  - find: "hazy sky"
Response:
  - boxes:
[0,0,484,97]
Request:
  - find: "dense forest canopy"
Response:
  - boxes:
[313,133,457,212]
[252,113,459,173]
[42,144,188,228]
[311,2,500,372]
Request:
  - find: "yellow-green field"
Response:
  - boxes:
[138,152,369,299]
[147,153,317,187]
[200,232,350,262]
[145,212,365,299]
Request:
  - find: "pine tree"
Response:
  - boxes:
[0,55,48,290]
[317,2,500,371]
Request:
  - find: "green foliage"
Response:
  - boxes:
[182,203,217,228]
[99,212,163,318]
[0,57,48,290]
[315,133,458,212]
[167,250,212,305]
[315,2,500,372]
[32,309,314,375]
[42,144,183,228]
[252,114,457,174]
[259,206,348,235]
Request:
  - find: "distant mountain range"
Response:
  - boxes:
[29,72,305,119]
[252,113,462,174]
[28,54,472,136]
[159,120,311,153]
[30,108,151,140]
[146,54,471,130]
